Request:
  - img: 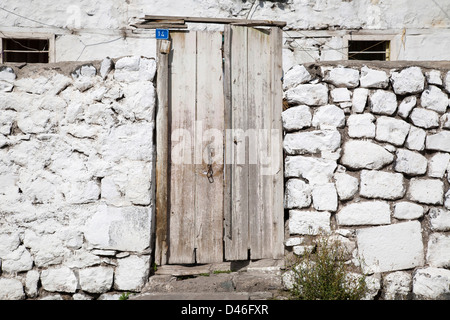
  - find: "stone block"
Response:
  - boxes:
[408,178,444,205]
[426,70,442,86]
[394,149,427,175]
[283,65,311,90]
[334,172,359,201]
[405,126,426,151]
[83,204,152,252]
[114,255,151,291]
[360,66,389,88]
[369,90,398,115]
[0,278,25,300]
[288,210,331,235]
[281,105,311,131]
[285,83,328,106]
[283,129,341,155]
[426,131,450,153]
[429,208,450,231]
[347,113,376,138]
[421,85,448,114]
[413,267,450,299]
[393,202,424,220]
[322,67,359,88]
[340,140,394,170]
[360,170,405,200]
[79,266,114,293]
[336,201,391,226]
[428,152,450,178]
[284,156,337,185]
[356,221,424,273]
[331,88,351,102]
[0,66,16,82]
[445,71,450,93]
[390,67,425,95]
[375,116,411,146]
[1,245,33,273]
[397,96,417,119]
[41,266,78,293]
[352,88,368,113]
[284,179,311,209]
[25,270,40,298]
[382,271,412,300]
[311,183,338,212]
[311,104,345,128]
[427,233,450,268]
[409,108,440,129]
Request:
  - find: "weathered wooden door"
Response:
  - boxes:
[155,26,283,265]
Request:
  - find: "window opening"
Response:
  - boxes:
[348,40,390,61]
[2,38,49,63]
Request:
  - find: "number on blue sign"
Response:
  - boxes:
[156,29,169,40]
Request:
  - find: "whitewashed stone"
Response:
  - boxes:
[311,183,338,212]
[41,267,78,293]
[360,170,405,200]
[391,67,425,95]
[323,67,359,88]
[139,57,157,82]
[405,126,426,151]
[334,172,359,201]
[382,271,412,300]
[283,130,340,155]
[375,116,411,146]
[429,208,450,231]
[284,179,311,209]
[1,245,33,273]
[445,190,450,210]
[84,204,152,252]
[73,293,93,300]
[283,65,312,90]
[0,81,13,92]
[397,96,417,119]
[63,250,102,269]
[369,90,398,115]
[336,201,391,226]
[23,230,66,267]
[288,210,331,235]
[285,237,304,247]
[281,105,312,131]
[347,113,376,138]
[360,66,389,88]
[426,70,442,86]
[427,233,450,268]
[413,267,450,299]
[445,71,450,93]
[0,278,25,300]
[331,88,351,102]
[357,221,424,273]
[409,108,439,129]
[393,202,424,220]
[408,178,444,205]
[352,88,368,113]
[421,85,448,114]
[428,152,450,178]
[79,266,114,293]
[0,66,16,82]
[441,113,450,129]
[426,131,450,152]
[311,104,345,128]
[114,255,151,291]
[100,57,114,79]
[0,232,20,256]
[285,83,328,106]
[284,156,337,185]
[340,140,394,170]
[394,149,427,175]
[25,270,40,298]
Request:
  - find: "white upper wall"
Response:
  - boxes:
[1,0,449,64]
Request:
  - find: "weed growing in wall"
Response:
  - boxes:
[286,235,368,300]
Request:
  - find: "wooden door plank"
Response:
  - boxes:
[224,26,249,261]
[168,31,197,264]
[269,27,285,259]
[247,27,272,260]
[155,39,171,266]
[195,31,224,263]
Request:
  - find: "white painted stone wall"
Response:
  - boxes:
[0,56,156,300]
[283,61,450,300]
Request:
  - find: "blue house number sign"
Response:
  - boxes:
[156,29,169,40]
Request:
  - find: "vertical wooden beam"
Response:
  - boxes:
[155,39,171,266]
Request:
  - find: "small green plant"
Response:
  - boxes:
[286,235,368,300]
[213,270,232,274]
[119,292,131,300]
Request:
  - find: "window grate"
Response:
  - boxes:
[2,38,49,63]
[348,40,390,61]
